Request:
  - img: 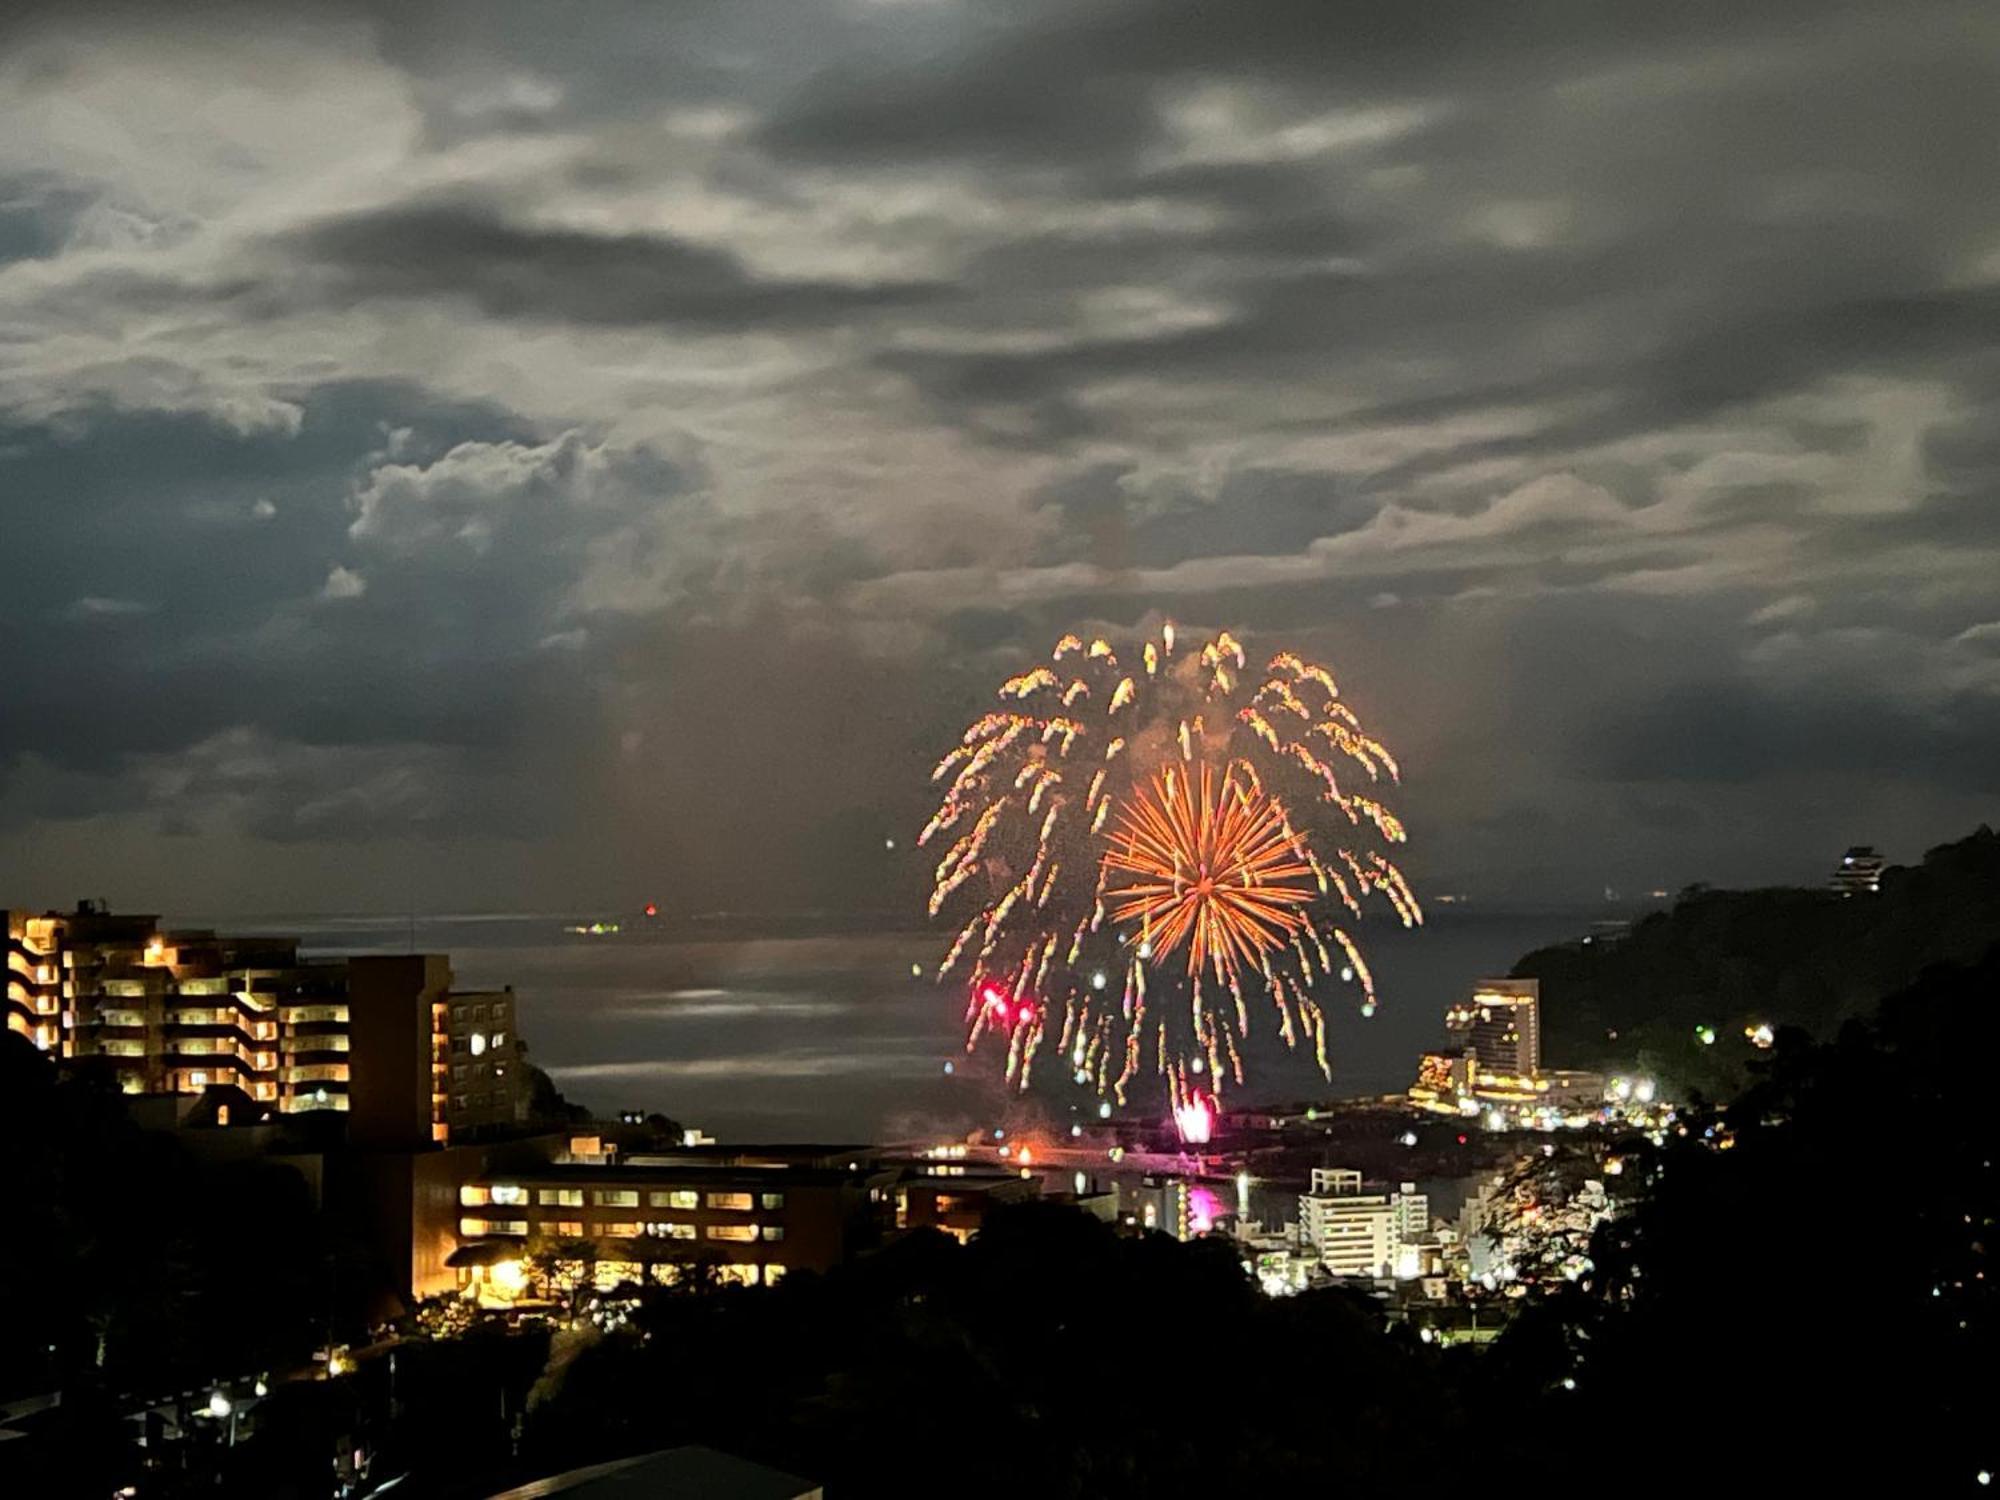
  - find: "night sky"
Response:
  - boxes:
[4,1,1997,916]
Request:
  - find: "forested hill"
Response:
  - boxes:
[1513,825,2000,1075]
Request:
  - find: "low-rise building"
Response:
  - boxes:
[892,1168,1039,1242]
[450,1136,889,1296]
[1832,845,1886,895]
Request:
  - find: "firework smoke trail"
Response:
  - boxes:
[922,624,1418,1107]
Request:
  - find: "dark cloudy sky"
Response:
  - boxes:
[3,0,1997,916]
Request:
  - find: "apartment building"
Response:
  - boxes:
[3,903,525,1147]
[1297,1168,1428,1279]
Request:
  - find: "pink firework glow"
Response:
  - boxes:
[1173,1091,1215,1145]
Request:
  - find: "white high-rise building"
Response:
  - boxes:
[1297,1170,1428,1278]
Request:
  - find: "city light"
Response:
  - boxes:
[207,1392,232,1419]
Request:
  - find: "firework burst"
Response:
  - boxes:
[922,622,1418,1111]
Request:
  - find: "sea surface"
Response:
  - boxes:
[188,908,1604,1142]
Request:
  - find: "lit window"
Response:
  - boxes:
[469,1033,487,1057]
[760,1226,785,1242]
[762,1265,786,1286]
[644,1221,698,1240]
[602,1222,641,1238]
[491,1031,507,1047]
[651,1189,700,1209]
[538,1188,584,1207]
[759,1192,785,1211]
[461,1185,492,1207]
[705,1192,753,1212]
[460,1217,527,1237]
[706,1224,758,1243]
[554,1220,583,1237]
[489,1184,526,1206]
[593,1189,639,1207]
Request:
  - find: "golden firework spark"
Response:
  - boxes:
[921,621,1418,1103]
[1104,765,1316,985]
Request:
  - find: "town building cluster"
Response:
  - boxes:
[7,902,1645,1332]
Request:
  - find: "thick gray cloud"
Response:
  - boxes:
[287,199,952,330]
[0,0,1995,915]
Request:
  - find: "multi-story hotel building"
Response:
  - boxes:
[4,903,526,1147]
[450,1138,889,1297]
[1445,978,1541,1084]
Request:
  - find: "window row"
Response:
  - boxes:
[463,1184,787,1211]
[457,1215,784,1244]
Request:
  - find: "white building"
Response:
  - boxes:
[1298,1170,1428,1278]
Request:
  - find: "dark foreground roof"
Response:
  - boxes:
[487,1444,821,1500]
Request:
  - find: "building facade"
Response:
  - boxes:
[1297,1168,1428,1278]
[451,1137,888,1295]
[1445,979,1541,1083]
[3,903,526,1146]
[1832,846,1885,895]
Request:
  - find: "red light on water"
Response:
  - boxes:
[1187,1185,1222,1234]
